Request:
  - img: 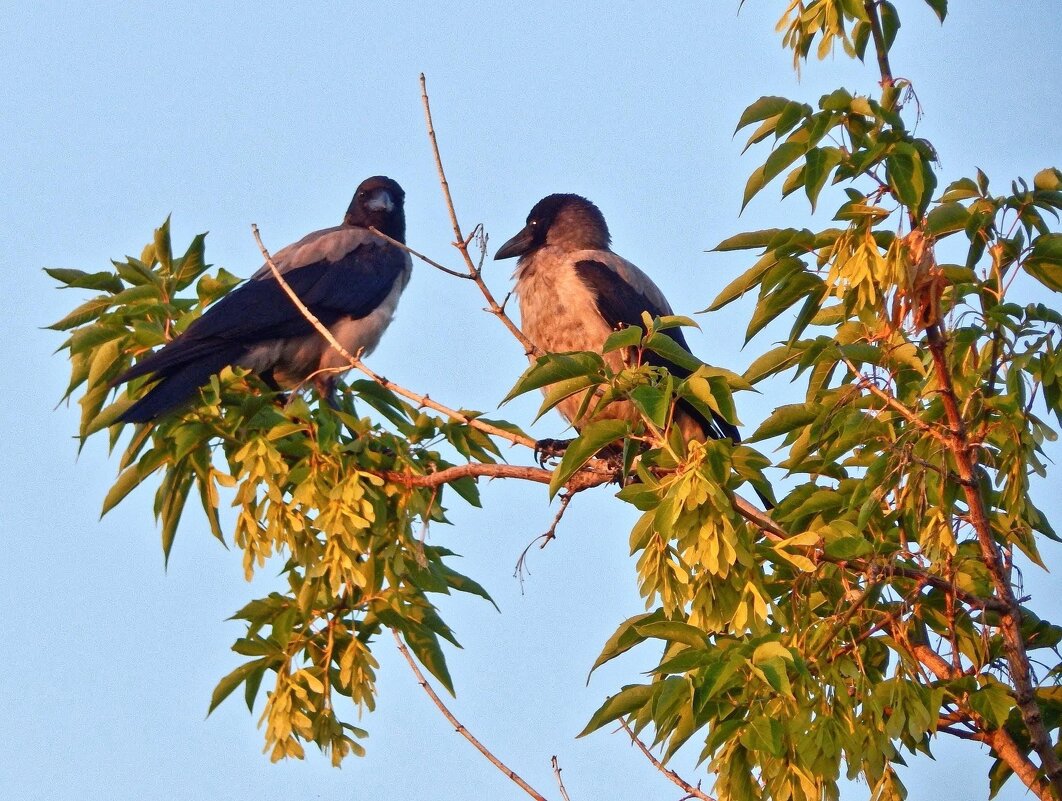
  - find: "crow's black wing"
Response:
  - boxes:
[574,258,740,442]
[117,235,405,384]
[185,238,406,343]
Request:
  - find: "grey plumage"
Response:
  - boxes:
[113,175,411,422]
[494,192,748,446]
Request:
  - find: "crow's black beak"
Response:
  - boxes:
[494,224,535,260]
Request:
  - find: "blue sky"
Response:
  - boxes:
[3,3,1060,800]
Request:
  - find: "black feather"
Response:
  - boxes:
[119,346,243,423]
[574,258,742,443]
[110,177,409,422]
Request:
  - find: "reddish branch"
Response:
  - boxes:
[382,461,613,493]
[863,3,1058,793]
[927,324,1061,797]
[903,629,1051,799]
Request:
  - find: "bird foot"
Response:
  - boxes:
[534,438,573,467]
[595,442,625,472]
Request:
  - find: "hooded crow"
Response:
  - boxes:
[495,194,770,501]
[113,175,411,423]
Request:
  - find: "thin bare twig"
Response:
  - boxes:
[368,226,472,280]
[252,223,534,450]
[419,73,542,357]
[551,756,573,801]
[393,630,550,801]
[514,491,575,579]
[618,719,714,801]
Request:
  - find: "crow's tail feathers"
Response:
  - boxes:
[117,345,242,423]
[751,484,776,511]
[680,400,776,510]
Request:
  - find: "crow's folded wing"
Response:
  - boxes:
[573,258,740,442]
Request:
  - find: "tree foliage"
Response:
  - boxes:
[52,2,1062,799]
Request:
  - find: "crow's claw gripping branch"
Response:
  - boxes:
[534,437,572,467]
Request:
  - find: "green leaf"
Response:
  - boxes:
[1025,234,1062,291]
[44,267,124,293]
[734,96,791,133]
[926,202,971,236]
[208,658,270,715]
[47,296,115,331]
[968,679,1015,728]
[578,684,654,737]
[887,148,924,210]
[941,177,980,202]
[436,563,499,612]
[113,257,159,287]
[879,1,900,51]
[824,535,873,560]
[550,419,628,497]
[747,403,818,442]
[787,285,828,344]
[712,229,782,252]
[100,464,147,518]
[603,325,643,353]
[683,374,740,427]
[535,375,600,422]
[804,147,844,211]
[743,141,807,210]
[923,0,947,23]
[651,676,690,731]
[630,385,670,429]
[635,621,709,649]
[589,610,666,676]
[1023,261,1062,292]
[704,256,778,312]
[740,715,784,757]
[154,217,173,274]
[159,469,193,566]
[402,625,456,696]
[173,233,209,290]
[502,352,604,404]
[820,88,854,112]
[644,333,703,372]
[743,345,801,384]
[746,272,823,343]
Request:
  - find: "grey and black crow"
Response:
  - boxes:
[113,176,411,423]
[495,194,771,502]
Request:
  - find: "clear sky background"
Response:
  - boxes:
[3,3,1060,800]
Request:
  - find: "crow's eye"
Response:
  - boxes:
[529,219,538,227]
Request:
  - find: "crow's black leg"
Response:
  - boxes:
[534,437,573,467]
[258,368,291,405]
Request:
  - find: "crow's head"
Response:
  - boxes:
[494,193,610,260]
[346,176,406,242]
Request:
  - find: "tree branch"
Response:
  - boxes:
[925,322,1062,797]
[368,226,472,280]
[251,223,538,451]
[393,630,551,801]
[551,756,573,801]
[381,461,613,494]
[891,623,1053,800]
[618,719,714,801]
[419,73,542,357]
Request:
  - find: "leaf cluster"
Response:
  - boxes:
[50,220,509,763]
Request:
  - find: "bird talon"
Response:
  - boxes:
[534,438,571,467]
